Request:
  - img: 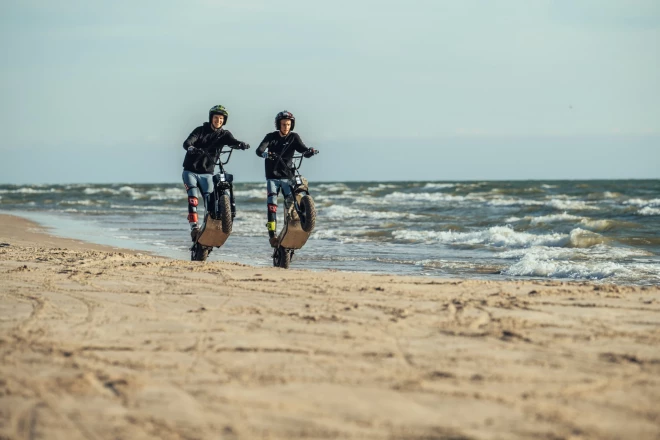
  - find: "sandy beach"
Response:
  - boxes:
[0,213,659,440]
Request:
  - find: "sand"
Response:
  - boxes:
[0,213,659,440]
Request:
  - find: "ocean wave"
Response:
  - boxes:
[499,243,652,261]
[59,200,98,206]
[384,192,473,204]
[502,256,626,280]
[391,226,606,249]
[545,199,598,211]
[0,187,59,194]
[146,188,184,201]
[637,207,660,216]
[83,187,120,195]
[423,183,455,189]
[367,183,400,190]
[486,198,544,207]
[392,226,569,248]
[316,183,350,193]
[502,253,660,283]
[624,198,660,208]
[233,189,266,199]
[319,205,411,220]
[529,212,583,224]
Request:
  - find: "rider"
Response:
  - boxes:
[255,110,318,247]
[182,105,250,240]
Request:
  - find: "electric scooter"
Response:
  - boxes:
[270,152,318,269]
[189,147,238,261]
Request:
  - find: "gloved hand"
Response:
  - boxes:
[303,149,319,158]
[187,146,199,154]
[266,152,278,160]
[237,142,250,150]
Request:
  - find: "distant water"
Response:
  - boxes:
[1,180,659,285]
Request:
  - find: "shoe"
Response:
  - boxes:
[269,236,279,248]
[190,225,201,242]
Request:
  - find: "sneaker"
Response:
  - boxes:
[269,236,279,248]
[190,225,201,242]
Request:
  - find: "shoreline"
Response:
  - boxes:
[1,213,659,439]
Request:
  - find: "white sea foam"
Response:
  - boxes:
[541,184,557,189]
[529,212,582,224]
[487,198,544,207]
[423,183,455,189]
[638,207,660,216]
[119,186,140,199]
[624,198,660,207]
[546,199,598,211]
[352,196,390,206]
[579,218,615,231]
[499,243,652,261]
[384,192,472,204]
[84,188,120,195]
[146,188,184,201]
[505,216,523,223]
[320,205,409,219]
[392,226,569,248]
[502,255,626,280]
[368,183,399,190]
[316,183,350,192]
[60,199,96,206]
[233,189,265,199]
[2,188,57,194]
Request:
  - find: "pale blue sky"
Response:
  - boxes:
[1,0,658,183]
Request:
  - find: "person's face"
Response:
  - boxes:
[279,119,292,135]
[211,114,224,129]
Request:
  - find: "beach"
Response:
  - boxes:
[1,213,659,440]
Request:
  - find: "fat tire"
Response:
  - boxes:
[299,195,316,233]
[219,193,232,234]
[191,243,209,262]
[273,246,290,269]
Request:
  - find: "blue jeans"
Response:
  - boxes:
[183,170,213,224]
[266,179,293,205]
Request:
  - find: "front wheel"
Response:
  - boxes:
[299,195,316,233]
[191,243,210,261]
[273,246,290,269]
[219,193,232,234]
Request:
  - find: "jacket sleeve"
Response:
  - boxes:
[221,130,242,148]
[293,133,311,154]
[183,127,201,150]
[255,133,271,157]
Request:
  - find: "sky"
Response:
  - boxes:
[1,0,658,183]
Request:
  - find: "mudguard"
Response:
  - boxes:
[276,194,311,250]
[197,214,229,248]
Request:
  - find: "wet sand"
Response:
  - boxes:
[1,213,659,440]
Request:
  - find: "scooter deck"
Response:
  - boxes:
[197,216,229,248]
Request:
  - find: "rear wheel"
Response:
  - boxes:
[299,195,316,233]
[191,243,210,261]
[219,193,232,234]
[273,246,290,269]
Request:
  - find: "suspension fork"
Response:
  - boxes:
[229,184,236,217]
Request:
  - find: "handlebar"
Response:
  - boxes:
[189,146,236,167]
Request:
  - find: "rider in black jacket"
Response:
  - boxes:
[182,105,249,240]
[255,110,318,247]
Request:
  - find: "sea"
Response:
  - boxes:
[1,180,659,286]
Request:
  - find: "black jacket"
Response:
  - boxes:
[255,131,311,179]
[182,123,243,174]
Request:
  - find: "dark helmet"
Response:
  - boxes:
[209,105,229,125]
[275,110,295,130]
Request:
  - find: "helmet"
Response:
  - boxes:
[275,110,295,130]
[209,105,229,125]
